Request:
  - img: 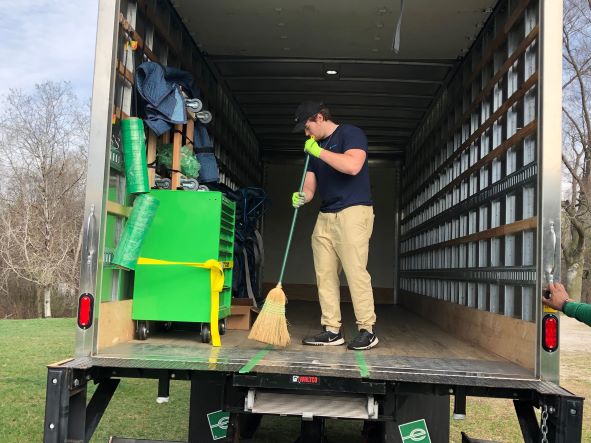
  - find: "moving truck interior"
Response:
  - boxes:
[42,1,584,442]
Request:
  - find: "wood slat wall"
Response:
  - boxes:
[399,0,541,334]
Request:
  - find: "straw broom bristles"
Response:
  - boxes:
[248,149,312,347]
[248,284,290,346]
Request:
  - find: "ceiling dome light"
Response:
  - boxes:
[323,64,340,79]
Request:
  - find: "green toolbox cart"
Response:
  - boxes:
[131,190,236,343]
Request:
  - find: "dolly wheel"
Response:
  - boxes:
[201,323,211,343]
[219,319,227,335]
[162,321,173,332]
[137,322,149,340]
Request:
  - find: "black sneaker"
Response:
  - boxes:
[302,329,345,346]
[347,329,378,350]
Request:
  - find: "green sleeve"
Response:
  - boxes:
[563,302,591,327]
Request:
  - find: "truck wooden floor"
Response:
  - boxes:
[77,301,549,389]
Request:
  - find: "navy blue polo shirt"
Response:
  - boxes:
[309,124,372,213]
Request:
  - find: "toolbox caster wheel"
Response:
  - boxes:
[201,323,211,343]
[162,321,173,332]
[219,319,226,335]
[137,322,149,340]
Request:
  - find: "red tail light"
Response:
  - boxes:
[542,314,558,352]
[77,293,94,329]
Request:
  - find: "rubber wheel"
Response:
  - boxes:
[157,178,171,190]
[219,319,226,335]
[188,98,203,112]
[137,322,149,340]
[201,323,211,343]
[197,111,213,124]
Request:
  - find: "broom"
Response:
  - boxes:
[248,150,311,346]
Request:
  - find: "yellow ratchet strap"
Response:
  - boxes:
[137,257,233,347]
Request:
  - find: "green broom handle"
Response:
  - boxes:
[278,154,310,285]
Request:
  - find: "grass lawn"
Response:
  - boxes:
[0,318,589,442]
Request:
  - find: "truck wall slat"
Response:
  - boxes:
[399,0,542,355]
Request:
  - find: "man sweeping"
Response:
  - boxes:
[291,101,378,350]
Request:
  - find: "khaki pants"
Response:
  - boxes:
[311,205,376,332]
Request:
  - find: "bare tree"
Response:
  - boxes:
[561,0,591,303]
[0,81,88,317]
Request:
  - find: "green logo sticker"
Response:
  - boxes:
[398,419,431,443]
[206,410,229,440]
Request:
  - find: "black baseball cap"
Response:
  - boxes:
[292,101,324,133]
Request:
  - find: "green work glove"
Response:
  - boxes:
[304,138,323,158]
[292,191,306,208]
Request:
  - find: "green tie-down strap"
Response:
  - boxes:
[121,118,150,195]
[112,194,160,271]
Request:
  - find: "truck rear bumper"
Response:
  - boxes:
[44,358,583,443]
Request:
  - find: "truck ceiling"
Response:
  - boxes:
[174,0,497,157]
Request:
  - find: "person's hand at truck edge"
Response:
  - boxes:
[542,282,572,311]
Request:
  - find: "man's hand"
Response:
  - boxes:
[292,191,307,208]
[543,282,572,311]
[304,138,323,158]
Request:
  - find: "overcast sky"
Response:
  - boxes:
[0,1,99,101]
